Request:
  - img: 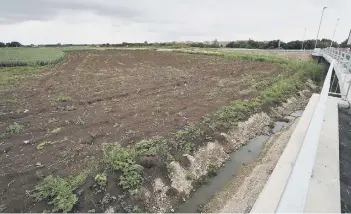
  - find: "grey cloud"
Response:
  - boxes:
[0,0,142,24]
[1,0,350,44]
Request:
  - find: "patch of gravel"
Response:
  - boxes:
[223,112,272,151]
[187,142,229,179]
[168,161,193,195]
[149,178,172,213]
[168,142,229,195]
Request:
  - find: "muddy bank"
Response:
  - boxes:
[206,117,299,213]
[175,88,315,213]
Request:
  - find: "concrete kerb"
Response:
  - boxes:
[250,94,320,213]
[250,95,342,213]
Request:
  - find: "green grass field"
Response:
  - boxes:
[0,46,94,67]
[0,47,65,67]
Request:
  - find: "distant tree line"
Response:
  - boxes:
[1,38,350,49]
[0,41,22,47]
[97,38,351,49]
[226,38,350,49]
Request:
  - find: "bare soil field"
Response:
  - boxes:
[0,50,285,212]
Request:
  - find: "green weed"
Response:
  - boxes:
[213,100,258,130]
[174,124,203,154]
[94,173,107,187]
[103,144,143,191]
[0,99,17,104]
[135,136,168,157]
[55,95,71,102]
[5,122,23,134]
[33,173,87,212]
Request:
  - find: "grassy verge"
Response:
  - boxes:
[0,66,45,87]
[209,59,322,131]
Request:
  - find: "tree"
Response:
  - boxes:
[340,39,350,48]
[7,41,22,47]
[0,42,5,47]
[284,40,302,49]
[264,40,280,49]
[211,39,220,48]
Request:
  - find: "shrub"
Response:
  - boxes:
[94,173,107,187]
[5,122,23,134]
[103,145,143,191]
[175,125,203,154]
[213,100,257,130]
[33,173,86,212]
[135,136,168,157]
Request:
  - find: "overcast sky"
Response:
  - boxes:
[0,0,350,44]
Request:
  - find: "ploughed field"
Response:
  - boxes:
[0,49,283,212]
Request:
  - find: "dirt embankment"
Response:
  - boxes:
[0,50,283,212]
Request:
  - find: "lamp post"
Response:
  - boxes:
[330,18,340,47]
[315,6,327,49]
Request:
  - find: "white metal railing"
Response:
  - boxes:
[323,47,351,72]
[319,47,351,101]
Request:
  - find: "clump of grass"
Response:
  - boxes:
[0,99,18,105]
[36,141,57,150]
[135,136,168,157]
[5,122,24,134]
[103,144,143,192]
[55,95,71,102]
[212,100,259,130]
[174,124,203,154]
[32,173,87,212]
